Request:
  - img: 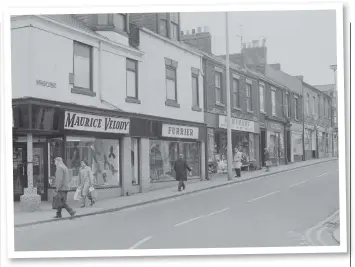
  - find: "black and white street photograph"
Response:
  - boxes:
[0,1,348,262]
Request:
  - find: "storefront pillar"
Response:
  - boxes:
[121,136,133,196]
[139,138,150,193]
[20,133,41,211]
[200,141,206,181]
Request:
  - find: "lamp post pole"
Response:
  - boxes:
[225,12,233,181]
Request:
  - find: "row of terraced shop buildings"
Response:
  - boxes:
[11,13,338,205]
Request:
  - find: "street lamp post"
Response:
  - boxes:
[225,12,233,181]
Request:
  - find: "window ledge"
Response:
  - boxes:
[71,87,96,97]
[233,107,242,111]
[165,99,180,108]
[260,111,267,115]
[215,102,225,107]
[191,106,202,112]
[125,97,141,104]
[247,110,254,114]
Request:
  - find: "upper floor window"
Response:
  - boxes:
[232,78,239,108]
[126,59,138,99]
[73,41,92,91]
[246,83,252,111]
[259,84,265,112]
[170,13,179,40]
[159,16,168,37]
[215,72,222,104]
[285,92,290,117]
[166,66,177,101]
[192,74,199,107]
[295,96,299,120]
[313,96,317,116]
[97,14,127,32]
[306,93,310,116]
[271,89,276,116]
[113,14,127,32]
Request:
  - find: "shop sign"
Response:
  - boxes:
[291,122,303,133]
[162,124,199,139]
[218,115,257,133]
[266,121,283,132]
[64,111,130,134]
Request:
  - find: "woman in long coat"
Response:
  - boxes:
[78,160,95,207]
[233,147,243,177]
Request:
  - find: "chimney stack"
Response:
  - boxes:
[192,29,196,34]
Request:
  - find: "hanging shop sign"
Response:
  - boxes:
[64,111,130,134]
[218,115,257,133]
[162,124,199,139]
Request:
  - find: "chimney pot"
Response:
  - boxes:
[198,27,202,33]
[192,29,196,34]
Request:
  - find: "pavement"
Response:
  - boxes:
[14,157,337,227]
[14,157,340,251]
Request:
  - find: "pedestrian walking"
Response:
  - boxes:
[174,154,192,192]
[54,157,76,219]
[264,148,271,172]
[233,146,243,177]
[78,160,95,207]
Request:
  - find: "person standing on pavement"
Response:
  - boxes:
[233,146,243,177]
[264,148,271,172]
[174,154,192,192]
[54,157,76,219]
[78,160,95,208]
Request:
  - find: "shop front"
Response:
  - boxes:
[130,117,206,188]
[265,120,285,166]
[290,122,303,163]
[206,115,260,175]
[304,123,316,160]
[317,125,329,159]
[13,99,131,203]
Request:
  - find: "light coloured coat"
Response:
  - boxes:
[233,151,243,169]
[78,166,94,197]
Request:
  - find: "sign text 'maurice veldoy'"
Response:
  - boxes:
[64,112,129,133]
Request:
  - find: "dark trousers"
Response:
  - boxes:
[235,168,241,177]
[178,180,186,191]
[56,191,74,216]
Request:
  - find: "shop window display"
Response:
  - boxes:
[149,140,200,182]
[65,136,120,189]
[267,132,284,160]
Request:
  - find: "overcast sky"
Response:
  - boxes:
[180,10,337,86]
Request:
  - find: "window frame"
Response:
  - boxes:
[159,18,168,37]
[285,92,290,117]
[246,83,252,111]
[232,78,240,108]
[294,96,299,120]
[313,96,316,116]
[72,41,93,93]
[259,84,265,112]
[215,72,223,104]
[126,58,139,99]
[271,88,276,116]
[170,21,179,40]
[165,65,177,101]
[191,73,199,108]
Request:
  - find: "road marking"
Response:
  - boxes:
[246,191,280,203]
[207,207,230,216]
[288,180,308,188]
[316,173,329,178]
[129,236,152,249]
[174,215,204,227]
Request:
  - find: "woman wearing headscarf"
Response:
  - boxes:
[78,160,95,207]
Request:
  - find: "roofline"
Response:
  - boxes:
[35,15,144,57]
[139,27,203,57]
[302,81,332,97]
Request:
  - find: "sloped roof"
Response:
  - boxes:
[265,65,302,94]
[43,14,109,40]
[313,84,334,92]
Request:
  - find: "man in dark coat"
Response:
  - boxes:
[54,157,76,219]
[174,154,192,191]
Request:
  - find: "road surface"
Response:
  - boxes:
[15,160,340,251]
